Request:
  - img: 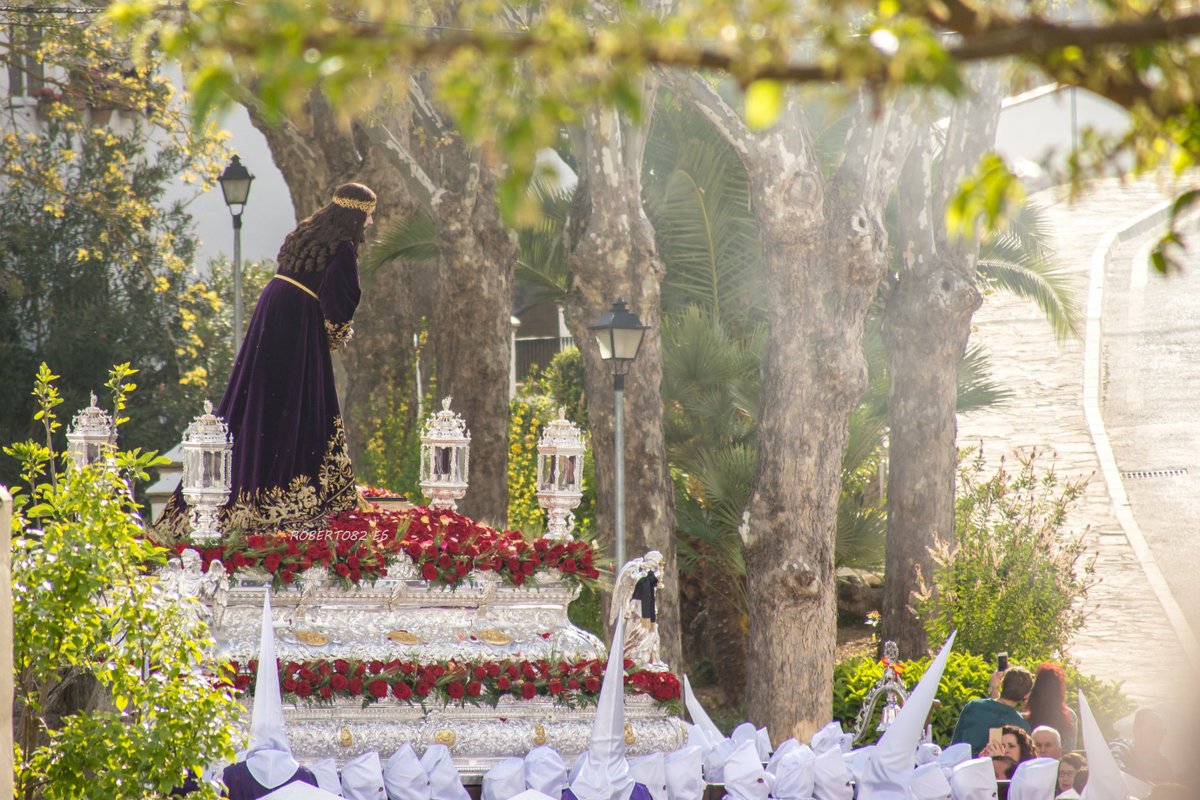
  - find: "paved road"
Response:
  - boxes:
[956,178,1196,707]
[1101,226,1200,640]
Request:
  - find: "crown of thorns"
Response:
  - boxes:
[332,195,376,213]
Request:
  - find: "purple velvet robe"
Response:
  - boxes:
[221,762,319,800]
[157,240,361,536]
[560,783,653,800]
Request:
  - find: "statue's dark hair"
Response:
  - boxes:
[277,183,377,273]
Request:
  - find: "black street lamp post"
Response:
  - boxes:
[217,155,254,358]
[589,298,648,570]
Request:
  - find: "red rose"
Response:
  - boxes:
[330,674,348,691]
[497,676,512,691]
[466,681,482,697]
[454,560,470,576]
[282,678,298,692]
[368,679,389,699]
[447,682,466,699]
[473,666,489,680]
[264,553,282,573]
[319,685,332,699]
[400,662,415,675]
[520,681,537,699]
[393,682,413,700]
[348,555,361,569]
[421,563,440,581]
[285,540,299,556]
[335,563,351,577]
[369,660,384,675]
[300,667,316,681]
[486,663,501,677]
[348,678,363,695]
[349,569,361,582]
[415,681,433,697]
[547,679,563,694]
[354,663,367,677]
[584,676,600,693]
[521,662,537,679]
[295,681,312,697]
[561,559,578,574]
[318,663,332,676]
[333,659,350,674]
[512,572,526,586]
[623,659,634,670]
[589,662,604,677]
[567,678,580,690]
[437,553,453,569]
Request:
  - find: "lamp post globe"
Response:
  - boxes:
[589,298,648,571]
[217,155,254,357]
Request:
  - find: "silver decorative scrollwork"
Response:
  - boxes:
[851,640,910,743]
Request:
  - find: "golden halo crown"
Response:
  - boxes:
[332,195,376,214]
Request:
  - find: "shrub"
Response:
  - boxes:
[916,448,1095,661]
[832,650,1132,745]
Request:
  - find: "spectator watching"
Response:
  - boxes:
[1110,708,1174,784]
[1027,662,1078,751]
[1056,752,1086,797]
[950,666,1034,755]
[1031,725,1064,760]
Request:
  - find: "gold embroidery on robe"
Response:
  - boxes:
[155,416,356,540]
[325,320,354,351]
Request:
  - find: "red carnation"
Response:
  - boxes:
[349,569,362,582]
[497,676,512,691]
[393,682,413,700]
[466,681,483,697]
[447,682,466,699]
[520,681,538,699]
[454,560,470,576]
[473,666,489,680]
[368,679,389,699]
[486,663,501,677]
[319,685,332,699]
[584,676,601,693]
[421,563,439,581]
[521,662,537,679]
[547,679,563,694]
[348,678,363,695]
[437,553,453,569]
[263,553,282,573]
[567,678,580,691]
[348,555,361,569]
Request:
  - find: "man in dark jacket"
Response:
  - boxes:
[950,666,1033,755]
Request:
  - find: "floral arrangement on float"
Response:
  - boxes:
[169,504,603,590]
[216,655,682,709]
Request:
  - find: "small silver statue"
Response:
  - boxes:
[610,550,668,671]
[161,548,230,633]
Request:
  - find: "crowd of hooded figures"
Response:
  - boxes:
[190,598,1179,800]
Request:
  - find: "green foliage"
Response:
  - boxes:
[6,365,239,800]
[357,330,434,501]
[541,347,588,427]
[0,30,228,489]
[832,651,1132,745]
[917,448,1096,661]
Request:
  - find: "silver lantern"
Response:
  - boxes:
[536,407,585,541]
[66,392,116,470]
[419,397,470,511]
[181,399,233,543]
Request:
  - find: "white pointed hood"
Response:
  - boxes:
[383,744,430,800]
[261,783,344,800]
[509,792,558,800]
[246,592,301,789]
[630,752,668,800]
[916,744,943,766]
[664,746,704,800]
[683,674,725,749]
[309,758,343,797]
[340,751,387,800]
[909,762,952,800]
[948,757,996,800]
[1078,692,1132,800]
[524,745,568,798]
[810,723,852,756]
[811,747,853,800]
[722,739,772,800]
[419,744,470,800]
[570,612,634,800]
[935,744,972,779]
[766,738,802,776]
[857,632,957,800]
[1008,757,1059,800]
[483,757,528,800]
[770,747,816,800]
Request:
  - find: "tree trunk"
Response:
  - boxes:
[672,78,919,741]
[563,104,682,669]
[881,68,1004,658]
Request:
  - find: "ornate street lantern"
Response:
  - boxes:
[181,399,233,543]
[851,640,911,743]
[66,392,116,469]
[536,408,586,540]
[419,397,470,511]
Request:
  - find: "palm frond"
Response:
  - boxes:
[362,211,438,275]
[957,343,1014,413]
